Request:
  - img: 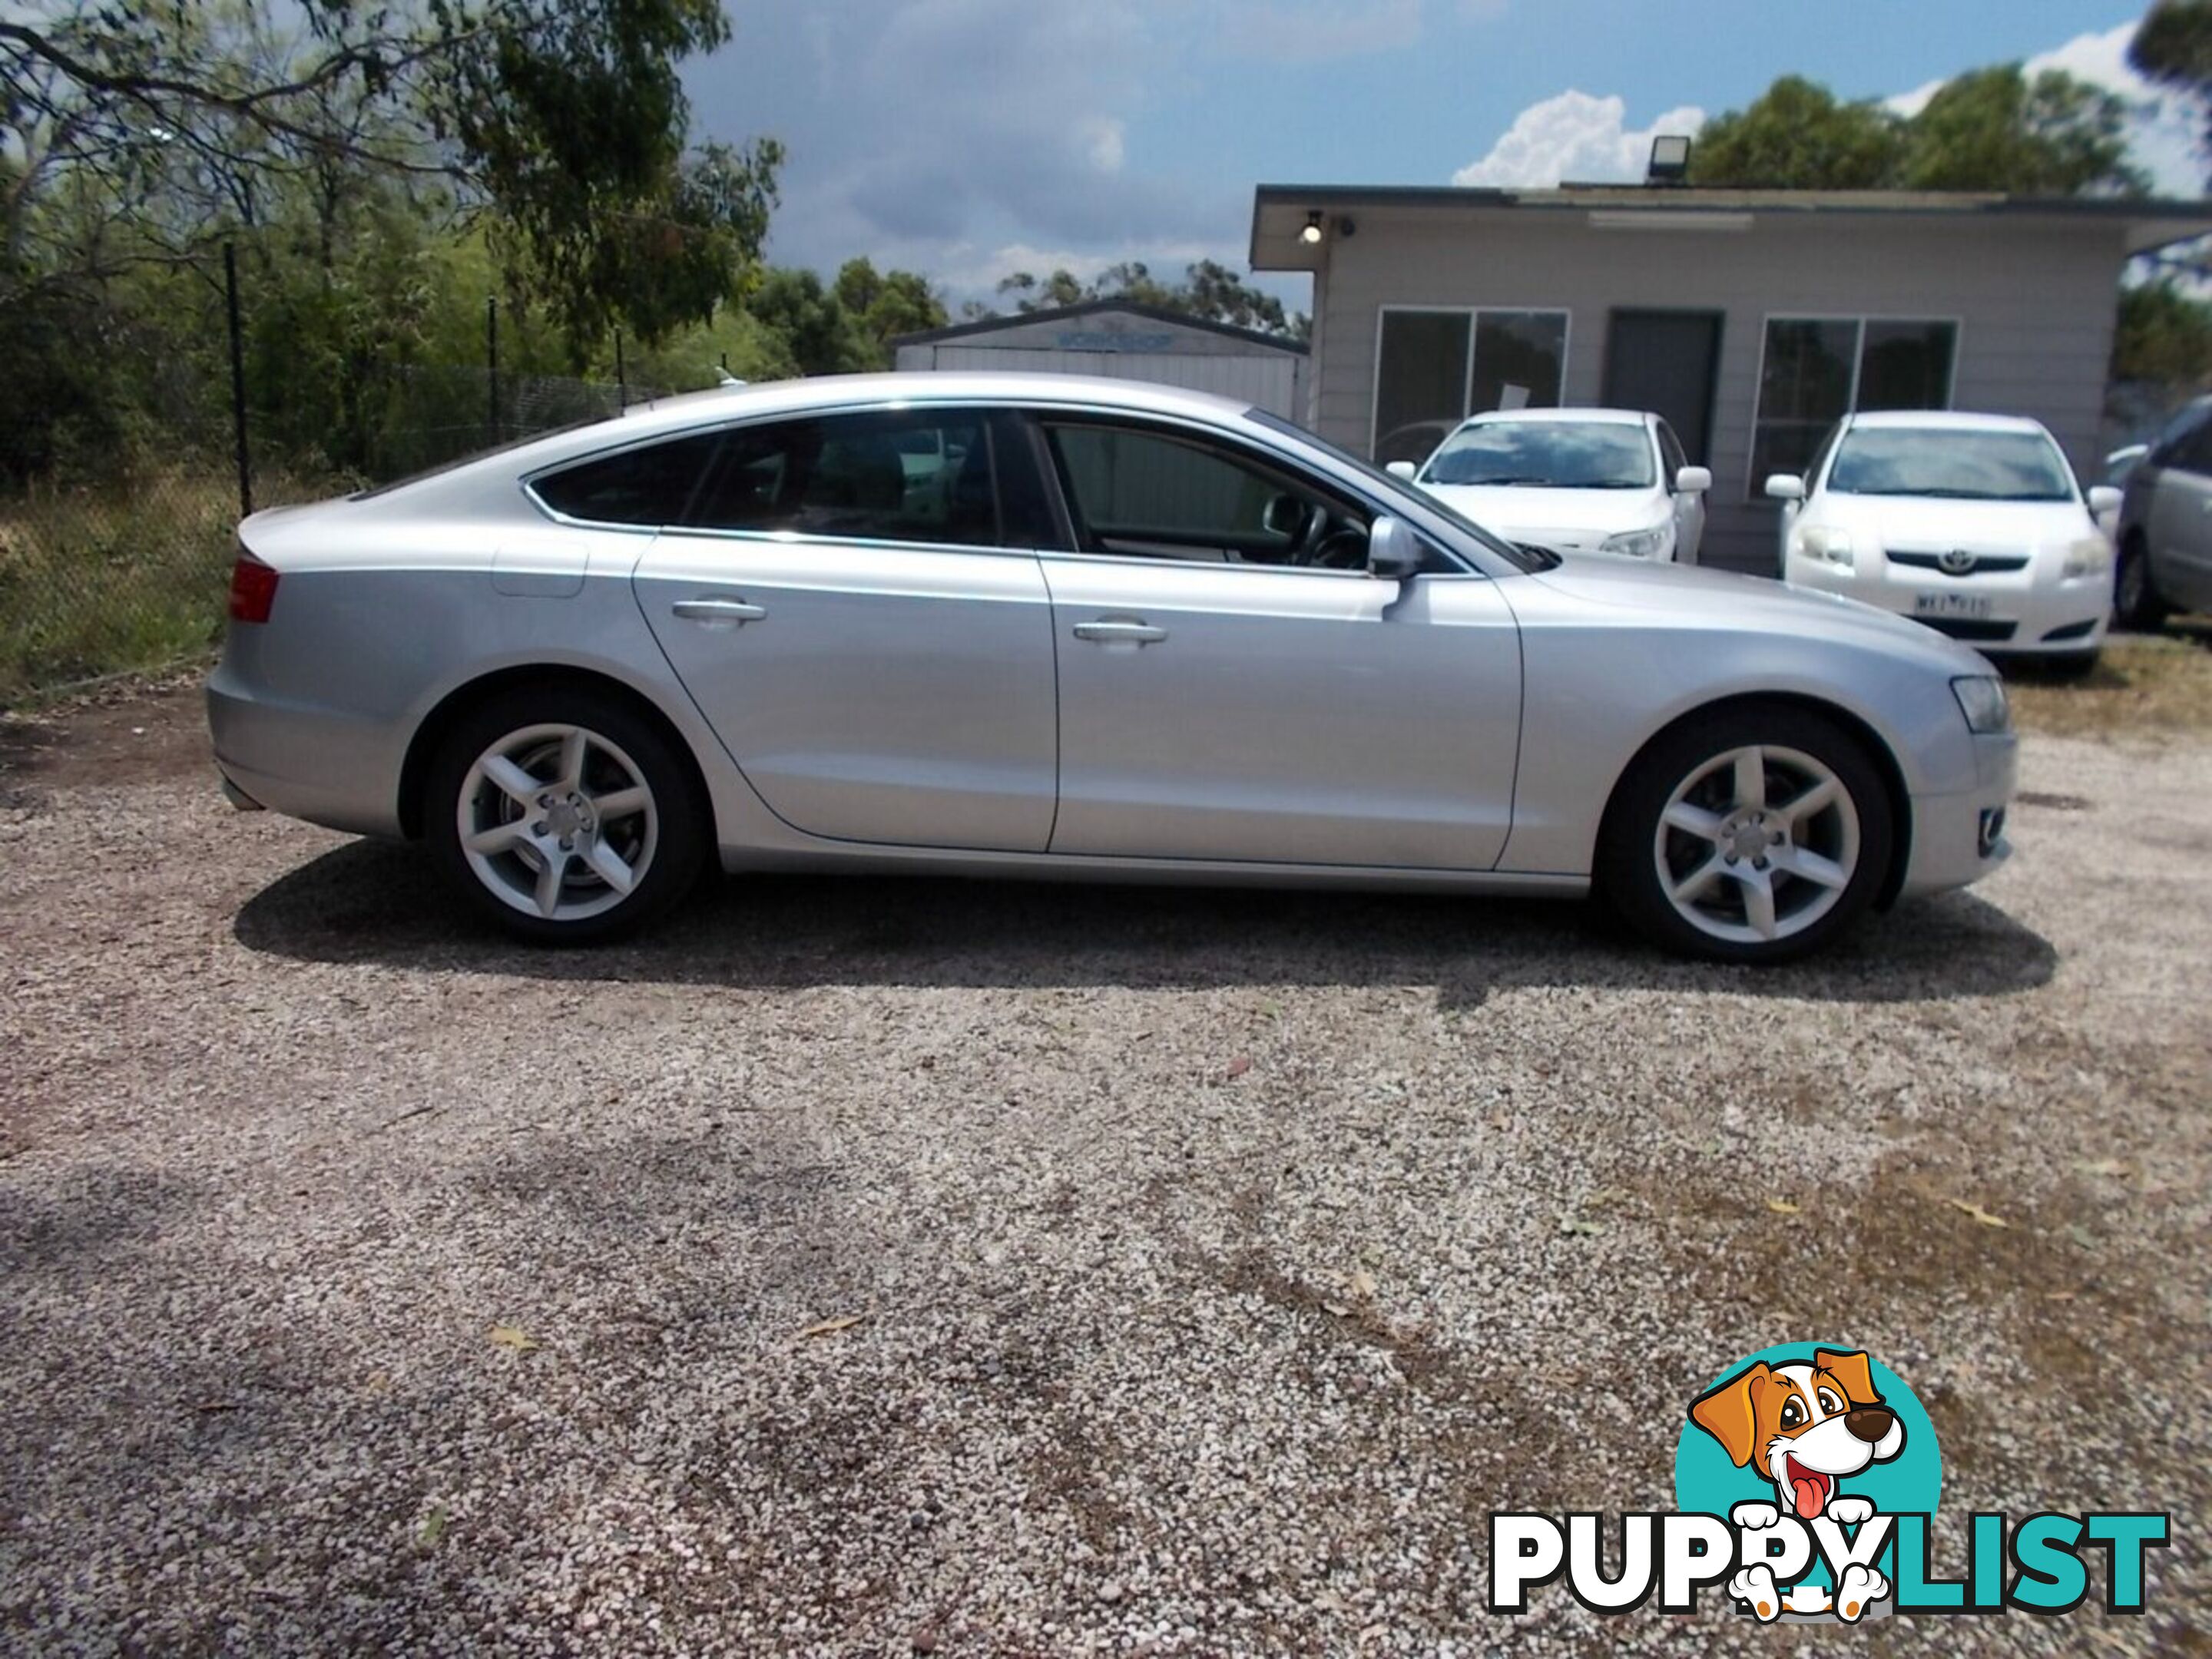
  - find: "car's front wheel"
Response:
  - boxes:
[425,685,707,943]
[1599,705,1894,964]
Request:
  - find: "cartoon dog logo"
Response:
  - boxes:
[1688,1347,1905,1622]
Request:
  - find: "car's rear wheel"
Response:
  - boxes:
[425,686,707,943]
[1599,705,1894,964]
[2114,535,2169,631]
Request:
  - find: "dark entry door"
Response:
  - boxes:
[1603,310,1723,465]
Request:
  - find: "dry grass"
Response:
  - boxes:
[0,465,336,707]
[0,469,239,704]
[2006,626,2212,740]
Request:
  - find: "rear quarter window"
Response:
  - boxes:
[530,432,724,525]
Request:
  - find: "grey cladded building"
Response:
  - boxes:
[1250,184,2212,572]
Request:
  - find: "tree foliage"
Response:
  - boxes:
[1690,65,2146,196]
[0,0,778,342]
[1687,77,1904,190]
[2114,277,2212,390]
[992,258,1306,338]
[2131,0,2212,184]
[733,261,942,376]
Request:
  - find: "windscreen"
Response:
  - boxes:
[1422,422,1656,489]
[1826,429,2076,502]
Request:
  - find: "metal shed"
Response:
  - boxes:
[891,301,1310,419]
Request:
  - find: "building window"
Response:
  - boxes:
[1372,307,1568,462]
[1751,316,1957,496]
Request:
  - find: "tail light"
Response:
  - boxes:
[228,551,280,624]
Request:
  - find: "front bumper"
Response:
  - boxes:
[1784,559,2111,654]
[1899,730,2018,898]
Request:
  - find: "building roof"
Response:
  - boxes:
[890,298,1307,355]
[1250,184,2212,270]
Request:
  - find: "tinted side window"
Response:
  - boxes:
[686,409,998,546]
[2151,402,2211,470]
[531,432,722,525]
[1041,421,1373,568]
[1656,420,1687,480]
[2175,418,2212,478]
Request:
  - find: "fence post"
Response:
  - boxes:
[486,294,500,445]
[614,329,627,409]
[224,241,253,518]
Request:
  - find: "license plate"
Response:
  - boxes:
[1913,592,1994,620]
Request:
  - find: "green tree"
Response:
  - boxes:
[0,0,780,343]
[1688,77,1906,190]
[2114,276,2212,388]
[989,259,1304,337]
[1901,67,2146,195]
[833,256,947,364]
[997,268,1088,311]
[1689,65,2145,196]
[745,267,875,376]
[2131,0,2212,183]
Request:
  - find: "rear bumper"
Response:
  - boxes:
[1899,730,2018,897]
[207,663,405,838]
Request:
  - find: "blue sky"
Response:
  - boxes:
[681,2,2199,307]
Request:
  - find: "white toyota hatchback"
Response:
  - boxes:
[1395,408,1710,563]
[1770,412,2119,670]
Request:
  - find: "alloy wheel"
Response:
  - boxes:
[1651,743,1861,945]
[455,722,660,922]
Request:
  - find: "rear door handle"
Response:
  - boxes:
[1071,619,1167,645]
[672,598,767,624]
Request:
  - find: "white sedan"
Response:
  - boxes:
[1769,412,2119,671]
[1391,408,1710,563]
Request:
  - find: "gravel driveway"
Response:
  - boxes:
[2,685,2206,1656]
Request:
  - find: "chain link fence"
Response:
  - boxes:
[0,274,670,705]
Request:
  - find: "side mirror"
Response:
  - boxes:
[1386,460,1419,481]
[1366,515,1425,580]
[1674,465,1712,495]
[2105,442,2147,473]
[1764,473,1806,502]
[2088,485,2123,517]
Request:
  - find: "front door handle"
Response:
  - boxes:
[1071,619,1167,645]
[672,597,767,625]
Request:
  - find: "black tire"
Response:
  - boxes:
[2114,536,2169,632]
[424,683,709,945]
[1598,703,1896,965]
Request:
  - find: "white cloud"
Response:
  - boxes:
[1886,78,1944,120]
[1080,117,1127,175]
[1452,91,1706,188]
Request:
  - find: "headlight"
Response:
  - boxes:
[1601,525,1671,559]
[2061,536,2113,580]
[1952,675,2012,735]
[1798,526,1855,570]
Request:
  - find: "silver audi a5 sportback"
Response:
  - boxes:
[207,374,2018,964]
